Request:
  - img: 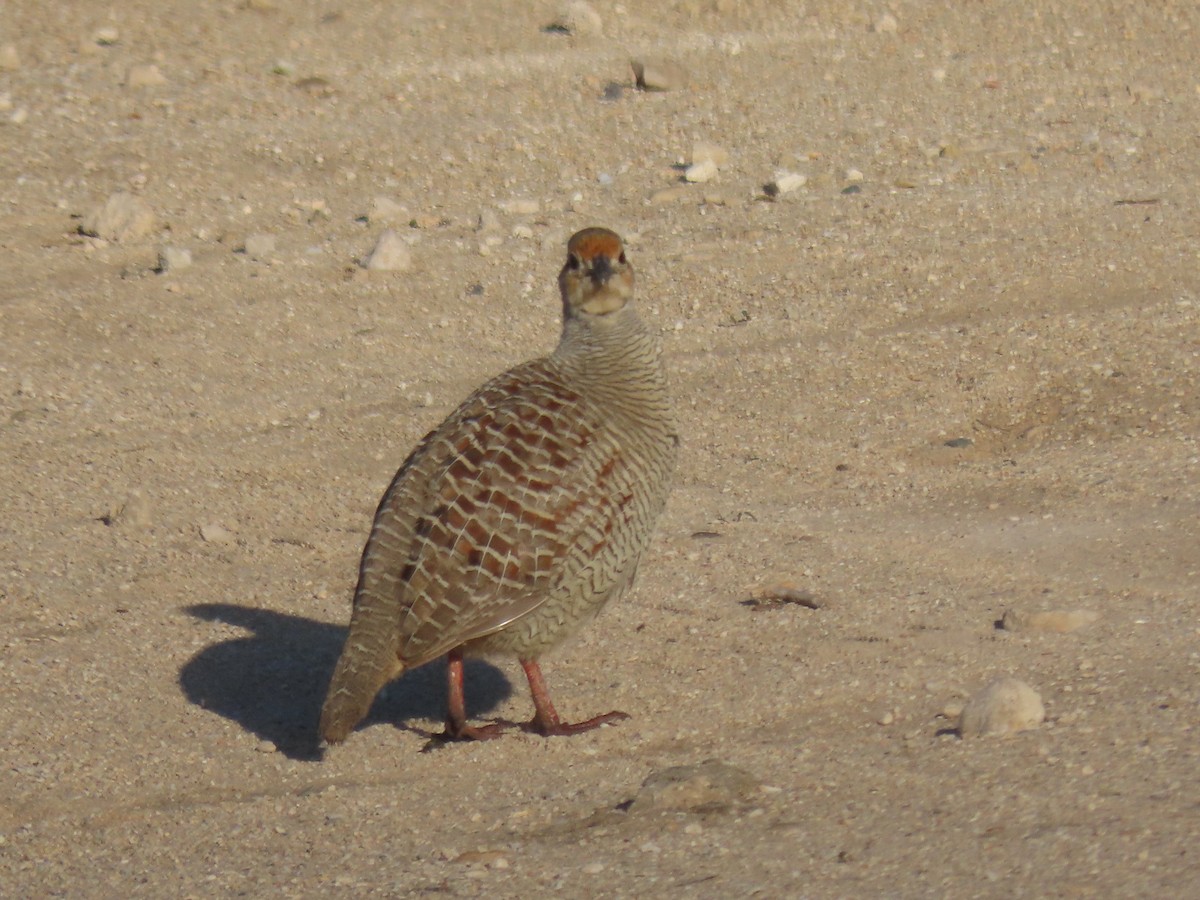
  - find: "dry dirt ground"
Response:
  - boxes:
[2,1,1199,896]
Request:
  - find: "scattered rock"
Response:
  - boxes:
[691,141,729,168]
[631,57,688,92]
[93,27,120,46]
[364,230,412,271]
[765,171,807,196]
[367,196,409,226]
[845,168,865,184]
[873,13,900,34]
[499,198,540,216]
[649,186,688,205]
[943,437,973,448]
[80,192,157,242]
[157,246,192,273]
[453,849,508,867]
[1001,608,1099,634]
[958,677,1045,737]
[199,523,236,545]
[0,44,20,72]
[550,0,603,36]
[107,490,153,530]
[126,64,167,88]
[241,233,276,261]
[629,759,762,813]
[294,76,335,97]
[684,158,718,183]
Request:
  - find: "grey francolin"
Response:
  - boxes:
[320,227,677,744]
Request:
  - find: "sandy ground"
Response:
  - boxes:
[2,1,1199,895]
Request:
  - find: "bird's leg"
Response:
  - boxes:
[437,648,507,741]
[520,658,629,736]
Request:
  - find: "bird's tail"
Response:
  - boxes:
[319,595,404,744]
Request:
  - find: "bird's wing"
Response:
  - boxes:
[353,360,630,669]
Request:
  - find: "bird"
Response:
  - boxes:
[319,227,677,745]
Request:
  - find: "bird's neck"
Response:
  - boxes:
[553,307,671,417]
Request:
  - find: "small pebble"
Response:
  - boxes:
[631,57,688,92]
[80,192,157,242]
[551,0,603,36]
[874,13,899,34]
[126,64,167,88]
[199,523,236,545]
[158,246,192,273]
[959,677,1045,737]
[770,171,807,194]
[650,186,688,205]
[93,27,121,46]
[499,198,540,216]
[368,196,409,225]
[242,233,276,261]
[453,850,507,866]
[582,862,605,875]
[109,490,153,530]
[1001,609,1099,634]
[630,759,761,812]
[0,44,20,71]
[691,141,729,168]
[684,158,718,183]
[365,230,413,271]
[845,168,865,183]
[476,208,501,232]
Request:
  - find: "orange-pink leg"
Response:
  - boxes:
[439,648,507,741]
[520,658,629,736]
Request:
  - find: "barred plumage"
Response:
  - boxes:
[320,227,677,745]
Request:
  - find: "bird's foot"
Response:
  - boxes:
[524,709,630,737]
[432,717,514,743]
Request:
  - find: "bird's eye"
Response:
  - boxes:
[618,251,627,265]
[566,254,581,270]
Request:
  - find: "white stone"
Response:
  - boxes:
[80,192,157,242]
[772,171,807,194]
[200,523,235,545]
[684,158,718,183]
[158,246,193,272]
[691,141,729,168]
[126,64,167,88]
[365,230,413,271]
[554,1,603,36]
[874,13,899,34]
[959,677,1045,737]
[631,57,688,92]
[242,233,276,261]
[368,196,409,225]
[499,198,540,216]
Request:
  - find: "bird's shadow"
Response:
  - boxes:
[179,603,513,761]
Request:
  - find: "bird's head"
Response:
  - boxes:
[559,227,634,317]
